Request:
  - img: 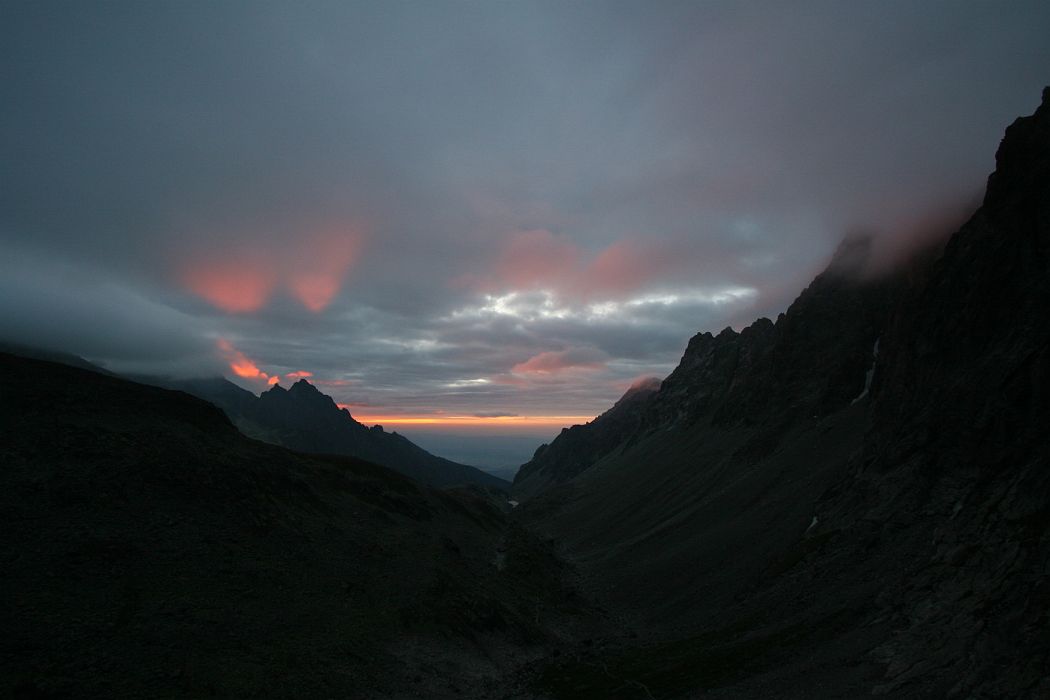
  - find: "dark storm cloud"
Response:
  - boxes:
[2,0,1048,416]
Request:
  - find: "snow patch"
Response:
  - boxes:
[805,515,819,535]
[851,337,881,405]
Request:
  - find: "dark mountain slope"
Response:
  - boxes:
[514,235,895,505]
[522,88,1050,698]
[150,375,508,490]
[513,377,660,499]
[0,353,597,698]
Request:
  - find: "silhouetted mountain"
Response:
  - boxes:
[520,88,1050,698]
[0,352,601,698]
[513,377,661,499]
[150,376,508,490]
[514,235,894,503]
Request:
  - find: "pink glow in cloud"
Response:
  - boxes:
[483,230,685,302]
[494,229,580,290]
[579,240,676,299]
[511,347,608,374]
[286,233,362,312]
[181,228,362,314]
[182,258,278,313]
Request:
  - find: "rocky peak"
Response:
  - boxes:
[984,85,1050,212]
[280,379,337,409]
[289,378,321,394]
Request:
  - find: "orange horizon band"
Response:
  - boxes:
[348,414,596,427]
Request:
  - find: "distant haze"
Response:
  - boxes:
[393,428,555,478]
[2,1,1049,430]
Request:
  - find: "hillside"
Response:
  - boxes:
[0,353,597,698]
[513,377,660,500]
[518,88,1050,698]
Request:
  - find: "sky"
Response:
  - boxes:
[2,1,1049,432]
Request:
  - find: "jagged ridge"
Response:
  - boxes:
[153,376,508,490]
[523,88,1050,698]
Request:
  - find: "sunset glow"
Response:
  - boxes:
[183,261,276,313]
[286,233,361,312]
[350,414,597,429]
[183,232,361,314]
[217,338,268,380]
[511,348,607,374]
[287,273,342,312]
[217,338,311,387]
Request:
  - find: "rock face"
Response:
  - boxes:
[513,377,661,499]
[0,353,596,698]
[650,233,894,431]
[517,233,895,503]
[523,88,1050,698]
[153,376,508,490]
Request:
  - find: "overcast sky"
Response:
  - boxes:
[2,0,1049,425]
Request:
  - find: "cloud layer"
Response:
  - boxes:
[2,1,1049,421]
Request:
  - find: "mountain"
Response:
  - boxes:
[0,352,601,698]
[519,88,1050,698]
[513,377,661,499]
[149,376,508,490]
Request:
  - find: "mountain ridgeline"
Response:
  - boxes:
[517,87,1050,698]
[3,89,1048,699]
[153,376,508,490]
[0,353,596,698]
[513,233,895,500]
[514,377,661,500]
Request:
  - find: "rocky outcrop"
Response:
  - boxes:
[523,88,1050,698]
[513,378,661,499]
[516,233,896,501]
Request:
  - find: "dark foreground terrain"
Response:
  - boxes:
[0,354,604,698]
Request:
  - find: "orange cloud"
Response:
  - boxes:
[217,338,269,380]
[215,338,314,388]
[511,347,608,374]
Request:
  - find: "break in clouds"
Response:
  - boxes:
[2,1,1049,418]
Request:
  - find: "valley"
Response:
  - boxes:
[1,40,1047,700]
